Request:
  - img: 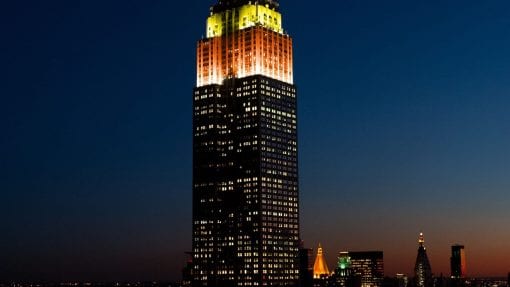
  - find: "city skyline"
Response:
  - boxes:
[2,0,510,283]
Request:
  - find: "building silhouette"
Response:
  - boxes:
[414,233,432,287]
[182,252,193,287]
[191,0,299,286]
[450,245,466,279]
[299,246,314,287]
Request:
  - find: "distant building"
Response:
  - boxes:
[349,251,384,287]
[382,274,407,287]
[414,233,433,287]
[396,274,408,287]
[450,245,466,279]
[334,251,384,287]
[337,252,352,277]
[314,244,331,279]
[300,246,314,287]
[435,273,449,287]
[335,252,357,287]
[182,252,193,287]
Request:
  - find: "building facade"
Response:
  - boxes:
[334,251,384,287]
[192,1,299,286]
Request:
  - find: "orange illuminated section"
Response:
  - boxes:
[313,243,331,279]
[196,26,293,87]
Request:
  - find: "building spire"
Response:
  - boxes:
[414,233,432,287]
[313,243,330,279]
[418,232,425,247]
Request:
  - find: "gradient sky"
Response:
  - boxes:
[2,0,510,283]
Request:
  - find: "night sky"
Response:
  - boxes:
[2,0,510,283]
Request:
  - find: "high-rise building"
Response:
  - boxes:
[313,244,331,279]
[335,251,384,287]
[450,245,466,279]
[414,233,433,287]
[350,251,384,287]
[191,1,299,286]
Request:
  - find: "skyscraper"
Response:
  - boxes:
[191,1,299,286]
[450,245,466,279]
[414,233,433,287]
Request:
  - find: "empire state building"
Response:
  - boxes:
[191,0,299,286]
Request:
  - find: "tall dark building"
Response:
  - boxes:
[414,233,432,287]
[191,0,299,286]
[299,246,314,287]
[450,245,466,279]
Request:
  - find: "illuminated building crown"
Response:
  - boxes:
[196,0,293,86]
[206,1,283,37]
[419,232,425,247]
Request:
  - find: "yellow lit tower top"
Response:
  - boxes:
[196,0,294,86]
[206,0,283,37]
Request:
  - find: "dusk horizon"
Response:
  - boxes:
[2,0,510,284]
